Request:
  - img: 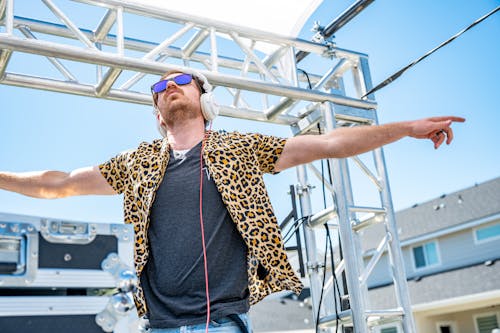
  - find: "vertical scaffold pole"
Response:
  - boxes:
[296,165,323,325]
[324,102,369,333]
[357,57,416,333]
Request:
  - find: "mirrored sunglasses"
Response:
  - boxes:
[150,73,193,94]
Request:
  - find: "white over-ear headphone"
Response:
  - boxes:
[185,69,219,121]
[153,69,220,137]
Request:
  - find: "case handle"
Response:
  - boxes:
[40,219,97,244]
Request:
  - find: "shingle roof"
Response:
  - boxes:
[368,260,500,308]
[395,177,500,238]
[362,177,500,251]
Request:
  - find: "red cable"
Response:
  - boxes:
[199,124,212,333]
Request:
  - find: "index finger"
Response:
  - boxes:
[429,116,466,123]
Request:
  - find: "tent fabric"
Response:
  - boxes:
[131,0,323,38]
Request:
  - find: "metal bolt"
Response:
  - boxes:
[64,253,72,261]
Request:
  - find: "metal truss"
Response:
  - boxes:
[0,0,415,332]
[0,0,375,125]
[294,58,416,333]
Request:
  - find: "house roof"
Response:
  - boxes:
[361,177,500,251]
[368,260,500,309]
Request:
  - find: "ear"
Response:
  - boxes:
[156,111,166,127]
[155,111,169,137]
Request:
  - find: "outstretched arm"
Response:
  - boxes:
[275,116,465,172]
[0,166,116,199]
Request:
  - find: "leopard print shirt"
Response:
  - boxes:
[99,130,303,317]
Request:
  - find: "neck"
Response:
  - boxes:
[165,119,206,150]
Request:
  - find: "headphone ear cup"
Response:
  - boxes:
[200,92,219,121]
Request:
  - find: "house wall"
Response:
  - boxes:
[368,257,500,310]
[365,220,500,288]
[415,304,500,333]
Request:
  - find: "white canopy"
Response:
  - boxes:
[130,0,323,38]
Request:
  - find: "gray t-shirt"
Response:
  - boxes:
[141,141,249,328]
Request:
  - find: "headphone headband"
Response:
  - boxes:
[185,70,213,94]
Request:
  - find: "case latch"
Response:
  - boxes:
[0,222,38,286]
[40,219,97,244]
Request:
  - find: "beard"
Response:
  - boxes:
[160,93,200,126]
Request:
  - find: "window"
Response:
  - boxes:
[475,313,499,333]
[475,223,500,243]
[436,321,456,333]
[377,323,401,333]
[439,326,451,333]
[412,241,439,269]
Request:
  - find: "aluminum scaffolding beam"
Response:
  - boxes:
[0,1,415,332]
[297,59,416,332]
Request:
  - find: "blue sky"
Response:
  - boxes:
[0,0,499,225]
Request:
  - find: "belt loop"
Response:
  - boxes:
[228,314,249,333]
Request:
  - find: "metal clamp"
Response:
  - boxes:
[295,183,315,196]
[96,292,135,332]
[96,253,138,332]
[110,224,132,242]
[0,222,38,286]
[307,261,325,273]
[101,253,138,293]
[40,219,97,244]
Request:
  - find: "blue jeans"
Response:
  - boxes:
[150,313,252,333]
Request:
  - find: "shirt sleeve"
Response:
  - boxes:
[251,133,287,174]
[98,150,133,194]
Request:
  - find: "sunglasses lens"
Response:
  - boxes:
[152,80,167,93]
[151,73,193,94]
[173,73,192,85]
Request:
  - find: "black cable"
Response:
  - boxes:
[318,124,342,332]
[298,67,333,332]
[324,141,349,298]
[315,230,329,333]
[317,123,328,210]
[326,224,343,333]
[313,224,343,333]
[362,6,500,98]
[283,216,308,241]
[298,68,313,90]
[283,216,310,244]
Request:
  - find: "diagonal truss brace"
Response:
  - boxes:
[0,0,376,126]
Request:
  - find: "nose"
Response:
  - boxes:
[166,79,178,90]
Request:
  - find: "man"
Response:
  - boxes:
[0,69,464,332]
